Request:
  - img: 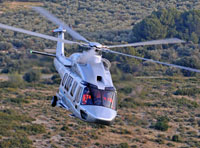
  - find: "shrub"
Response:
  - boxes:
[172,97,199,108]
[61,125,69,131]
[155,138,164,144]
[172,135,181,142]
[18,124,46,135]
[155,116,169,131]
[0,136,32,148]
[8,74,24,87]
[119,87,132,94]
[118,143,130,148]
[51,74,60,84]
[0,41,12,50]
[119,98,142,108]
[23,70,41,82]
[4,97,29,104]
[197,120,200,127]
[174,88,200,96]
[167,143,175,147]
[0,74,24,88]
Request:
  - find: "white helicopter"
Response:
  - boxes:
[0,7,200,125]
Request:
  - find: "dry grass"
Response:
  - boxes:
[0,76,200,147]
[0,1,43,12]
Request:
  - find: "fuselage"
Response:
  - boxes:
[54,52,117,125]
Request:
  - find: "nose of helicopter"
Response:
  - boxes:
[81,106,117,125]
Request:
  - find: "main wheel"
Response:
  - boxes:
[51,96,58,107]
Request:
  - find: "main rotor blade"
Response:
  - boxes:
[106,38,185,48]
[103,49,200,73]
[32,7,89,43]
[0,23,83,45]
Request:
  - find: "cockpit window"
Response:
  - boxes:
[81,86,117,110]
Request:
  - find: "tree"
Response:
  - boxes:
[132,16,166,41]
[191,32,199,44]
[130,9,200,44]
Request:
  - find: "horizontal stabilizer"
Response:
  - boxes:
[30,50,56,57]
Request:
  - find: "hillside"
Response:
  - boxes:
[0,1,200,148]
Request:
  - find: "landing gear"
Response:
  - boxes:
[51,96,58,107]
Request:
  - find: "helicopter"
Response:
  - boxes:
[0,7,200,125]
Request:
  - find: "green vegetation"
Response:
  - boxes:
[172,97,199,108]
[0,136,33,148]
[0,1,199,77]
[0,0,199,148]
[172,135,181,142]
[0,73,24,88]
[0,109,36,147]
[0,41,12,50]
[23,70,41,82]
[130,8,200,76]
[118,143,130,148]
[19,124,46,135]
[174,88,200,96]
[154,116,169,131]
[4,97,29,104]
[119,87,132,94]
[131,9,200,44]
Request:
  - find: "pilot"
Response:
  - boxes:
[94,91,101,105]
[82,88,92,105]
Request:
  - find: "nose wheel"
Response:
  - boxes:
[51,96,58,107]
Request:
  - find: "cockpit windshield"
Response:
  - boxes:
[81,86,117,110]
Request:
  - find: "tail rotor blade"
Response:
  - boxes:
[32,7,89,43]
[106,38,185,48]
[103,49,200,73]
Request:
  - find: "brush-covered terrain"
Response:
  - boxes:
[0,0,200,148]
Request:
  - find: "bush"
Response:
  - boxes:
[51,74,60,84]
[0,41,12,50]
[5,97,29,104]
[23,70,41,82]
[8,74,24,87]
[119,98,143,108]
[18,124,46,135]
[119,87,132,94]
[172,97,199,108]
[172,135,181,142]
[61,125,69,131]
[0,136,32,148]
[118,143,130,148]
[155,116,169,131]
[155,138,164,144]
[0,74,24,88]
[174,88,200,96]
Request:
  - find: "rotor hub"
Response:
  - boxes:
[89,42,103,48]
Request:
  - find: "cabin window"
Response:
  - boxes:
[65,76,73,91]
[70,81,78,97]
[81,86,117,110]
[75,87,83,103]
[62,73,68,86]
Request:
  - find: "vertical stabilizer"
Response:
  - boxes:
[53,26,66,57]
